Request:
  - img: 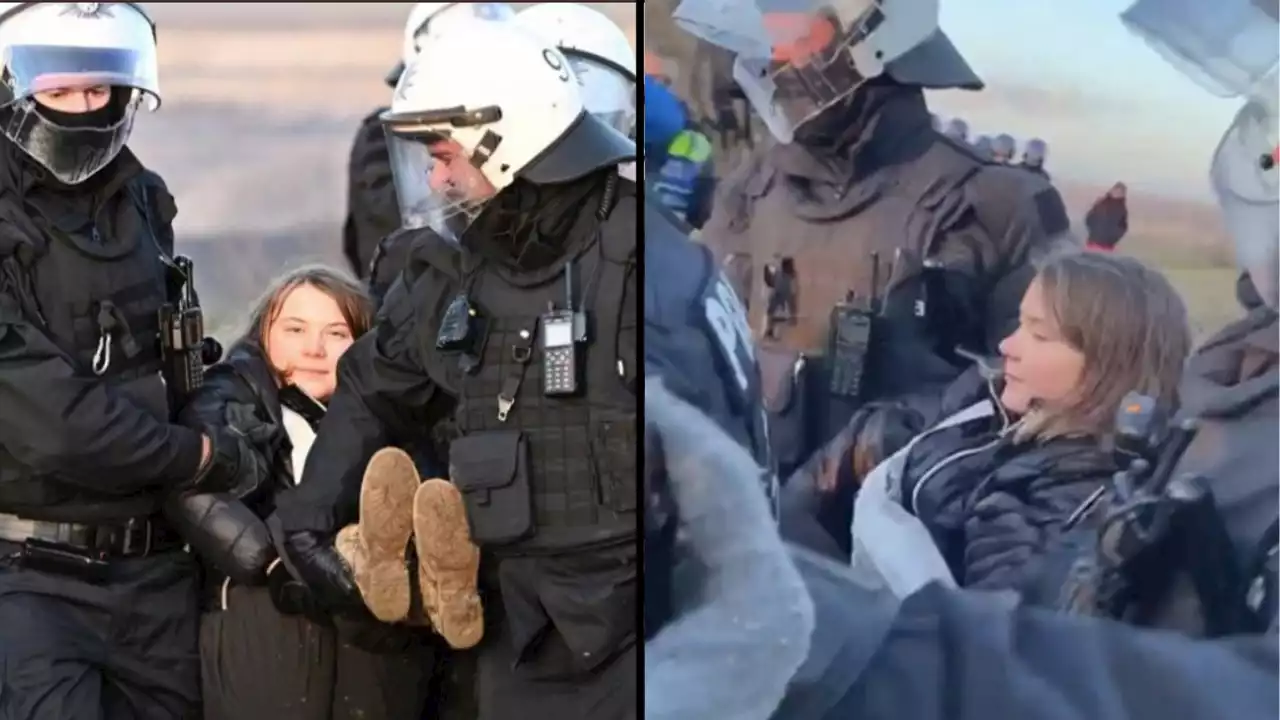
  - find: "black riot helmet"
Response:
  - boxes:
[1022,137,1048,168]
[673,0,984,143]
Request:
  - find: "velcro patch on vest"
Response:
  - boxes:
[1034,188,1071,237]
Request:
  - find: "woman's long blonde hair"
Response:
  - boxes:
[1019,251,1191,442]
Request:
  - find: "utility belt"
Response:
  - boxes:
[0,513,184,584]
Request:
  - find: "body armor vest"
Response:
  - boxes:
[717,143,983,353]
[438,199,637,554]
[0,176,174,518]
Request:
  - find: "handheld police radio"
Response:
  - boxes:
[159,256,218,412]
[541,260,586,397]
[827,252,883,400]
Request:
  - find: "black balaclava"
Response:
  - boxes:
[465,169,607,273]
[11,87,133,191]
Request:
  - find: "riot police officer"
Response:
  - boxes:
[0,3,238,716]
[673,0,1076,554]
[1020,137,1049,176]
[653,0,1280,717]
[942,117,970,143]
[342,2,516,298]
[991,132,1017,163]
[972,133,995,159]
[271,18,638,720]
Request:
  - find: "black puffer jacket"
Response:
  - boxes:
[897,372,1118,592]
[164,342,292,589]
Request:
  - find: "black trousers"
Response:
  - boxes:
[475,551,638,720]
[476,617,637,720]
[200,584,434,720]
[0,542,201,720]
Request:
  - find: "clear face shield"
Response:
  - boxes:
[385,112,504,246]
[0,6,159,185]
[1210,100,1279,308]
[1120,0,1279,99]
[567,53,637,137]
[675,0,888,143]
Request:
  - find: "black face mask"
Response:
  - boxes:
[7,89,133,187]
[36,89,128,129]
[465,173,603,272]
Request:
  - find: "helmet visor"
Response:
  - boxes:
[568,54,637,137]
[0,94,139,184]
[1121,0,1278,98]
[677,0,887,142]
[5,44,159,110]
[385,125,500,246]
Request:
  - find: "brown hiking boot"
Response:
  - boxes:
[350,447,420,623]
[413,479,483,649]
[334,524,366,578]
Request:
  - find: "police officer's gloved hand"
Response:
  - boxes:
[175,428,243,495]
[277,529,365,614]
[265,557,331,625]
[847,403,928,483]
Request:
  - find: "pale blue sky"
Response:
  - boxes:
[927,0,1245,199]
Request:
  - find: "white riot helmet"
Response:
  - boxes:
[402,2,515,69]
[516,4,637,136]
[387,3,517,87]
[674,0,983,143]
[0,2,158,184]
[1120,0,1279,307]
[383,18,635,245]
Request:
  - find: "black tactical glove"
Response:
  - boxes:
[265,558,331,625]
[175,428,243,495]
[275,528,364,614]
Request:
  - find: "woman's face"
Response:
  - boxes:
[33,85,111,113]
[265,284,355,401]
[998,278,1086,416]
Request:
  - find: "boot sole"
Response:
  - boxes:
[357,447,420,622]
[413,479,484,649]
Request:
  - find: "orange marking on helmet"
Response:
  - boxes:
[764,13,836,67]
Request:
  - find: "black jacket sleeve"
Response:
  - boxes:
[272,267,456,536]
[783,553,1279,720]
[166,358,281,584]
[0,284,205,491]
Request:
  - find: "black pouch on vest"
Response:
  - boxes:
[450,431,534,547]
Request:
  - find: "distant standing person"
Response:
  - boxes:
[1085,182,1130,252]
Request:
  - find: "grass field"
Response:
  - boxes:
[1114,234,1240,344]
